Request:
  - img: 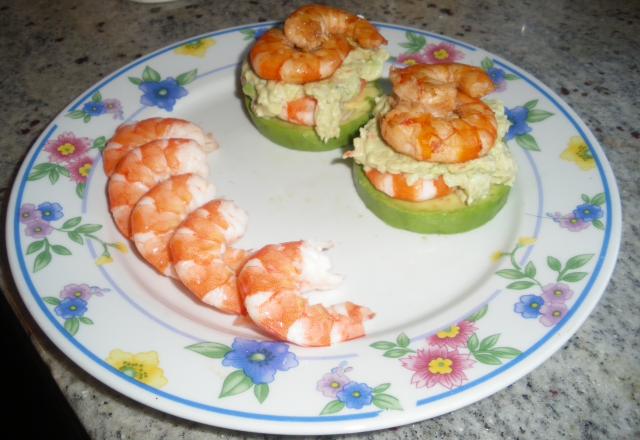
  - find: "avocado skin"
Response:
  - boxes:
[244,84,381,152]
[352,163,511,234]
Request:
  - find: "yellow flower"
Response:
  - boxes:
[174,38,216,58]
[518,236,536,247]
[403,59,417,66]
[428,357,453,375]
[491,251,505,262]
[106,349,168,388]
[79,163,92,177]
[95,254,114,266]
[58,142,77,156]
[114,242,129,254]
[560,136,595,171]
[433,49,450,60]
[436,325,460,339]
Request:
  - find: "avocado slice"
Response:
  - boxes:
[352,163,511,234]
[244,82,382,152]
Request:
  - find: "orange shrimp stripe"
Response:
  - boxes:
[364,168,452,202]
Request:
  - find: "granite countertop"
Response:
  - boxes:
[1,0,638,438]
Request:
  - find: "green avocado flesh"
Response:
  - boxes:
[244,83,381,152]
[352,164,511,234]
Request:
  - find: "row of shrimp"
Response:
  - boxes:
[103,116,373,346]
[347,63,499,201]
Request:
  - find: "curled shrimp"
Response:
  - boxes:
[250,5,386,84]
[238,241,374,347]
[130,174,215,277]
[249,29,352,84]
[381,94,498,163]
[169,200,250,315]
[284,4,387,51]
[364,168,453,202]
[108,138,209,238]
[103,118,217,176]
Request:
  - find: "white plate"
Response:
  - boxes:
[5,22,621,435]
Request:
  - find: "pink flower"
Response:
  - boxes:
[540,303,568,327]
[44,132,90,164]
[425,43,464,64]
[401,347,474,390]
[68,155,94,183]
[549,212,589,232]
[396,52,430,65]
[542,283,574,304]
[103,99,124,120]
[60,283,93,300]
[316,362,353,398]
[428,320,477,349]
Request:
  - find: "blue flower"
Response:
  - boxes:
[55,298,88,319]
[222,338,298,384]
[514,295,545,318]
[504,106,532,141]
[37,202,64,221]
[82,101,106,116]
[337,382,374,409]
[573,203,603,222]
[139,78,188,111]
[487,67,505,86]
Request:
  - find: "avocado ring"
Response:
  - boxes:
[352,163,511,234]
[243,83,382,152]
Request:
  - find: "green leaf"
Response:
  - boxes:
[467,333,479,352]
[76,183,86,199]
[490,347,522,359]
[219,370,253,398]
[82,114,91,123]
[176,69,197,86]
[64,318,80,336]
[67,110,86,119]
[506,280,535,290]
[254,383,269,404]
[33,250,52,272]
[48,168,60,184]
[240,29,257,40]
[383,348,413,358]
[43,297,61,306]
[185,342,231,358]
[26,240,45,255]
[51,245,72,256]
[62,217,82,229]
[396,333,410,348]
[481,57,494,70]
[91,91,102,102]
[479,334,500,351]
[128,77,143,86]
[32,163,55,172]
[28,170,48,181]
[473,352,502,365]
[372,393,403,411]
[320,400,345,415]
[93,136,107,152]
[466,304,488,322]
[370,341,396,350]
[527,109,554,123]
[581,193,591,203]
[565,254,593,270]
[373,383,391,394]
[142,66,161,83]
[68,231,84,245]
[524,261,536,278]
[79,317,94,325]
[523,99,538,110]
[547,256,562,272]
[496,269,524,279]
[561,271,588,283]
[592,219,605,230]
[591,193,606,206]
[504,73,519,80]
[399,32,426,53]
[57,165,70,177]
[75,224,102,234]
[515,134,541,151]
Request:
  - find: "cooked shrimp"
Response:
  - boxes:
[238,241,374,347]
[380,93,498,163]
[169,200,250,315]
[129,174,215,277]
[103,118,217,176]
[249,29,352,84]
[284,96,317,126]
[108,139,209,238]
[390,63,495,111]
[284,4,387,51]
[364,168,453,202]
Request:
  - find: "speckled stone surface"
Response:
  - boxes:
[0,0,638,438]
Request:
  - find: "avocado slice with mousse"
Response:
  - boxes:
[352,163,511,234]
[244,82,382,152]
